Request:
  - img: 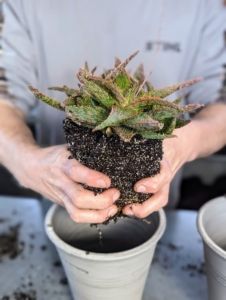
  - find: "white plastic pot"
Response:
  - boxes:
[45,205,166,300]
[197,196,226,300]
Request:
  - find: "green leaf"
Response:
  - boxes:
[66,105,107,127]
[176,118,190,128]
[48,85,79,97]
[152,105,179,120]
[105,51,139,80]
[63,96,77,106]
[77,69,116,108]
[151,78,202,98]
[126,113,164,131]
[138,130,174,140]
[83,80,116,108]
[114,73,131,93]
[29,86,64,110]
[181,103,204,113]
[113,126,137,142]
[161,117,177,135]
[131,95,181,111]
[93,106,138,131]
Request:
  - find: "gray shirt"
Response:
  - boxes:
[1,0,226,146]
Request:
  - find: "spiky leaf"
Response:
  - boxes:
[66,105,107,127]
[112,126,137,142]
[152,78,202,98]
[138,130,175,140]
[114,73,131,93]
[126,113,164,131]
[29,86,64,110]
[94,106,138,131]
[162,117,177,134]
[48,86,79,97]
[176,118,190,128]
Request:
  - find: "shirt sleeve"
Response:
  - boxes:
[0,0,38,115]
[186,0,226,105]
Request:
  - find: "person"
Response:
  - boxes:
[0,0,225,223]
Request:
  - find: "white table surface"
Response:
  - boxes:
[0,196,208,300]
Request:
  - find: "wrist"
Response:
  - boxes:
[174,119,203,163]
[5,142,41,186]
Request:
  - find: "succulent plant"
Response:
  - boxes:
[29,51,203,142]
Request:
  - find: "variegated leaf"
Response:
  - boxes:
[113,126,137,142]
[66,105,107,127]
[93,106,138,131]
[152,78,202,98]
[138,130,175,140]
[29,86,64,110]
[48,85,79,97]
[126,113,164,131]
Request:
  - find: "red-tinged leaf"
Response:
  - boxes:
[93,106,138,131]
[112,126,137,142]
[153,77,202,98]
[126,113,164,131]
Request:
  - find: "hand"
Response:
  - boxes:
[123,122,198,218]
[15,145,120,223]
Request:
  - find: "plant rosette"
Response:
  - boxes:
[30,51,202,221]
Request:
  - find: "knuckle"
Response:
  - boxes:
[70,211,80,223]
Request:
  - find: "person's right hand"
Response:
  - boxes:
[14,145,120,223]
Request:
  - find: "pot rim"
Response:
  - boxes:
[197,196,226,259]
[45,204,166,261]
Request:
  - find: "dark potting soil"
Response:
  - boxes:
[63,118,163,209]
[0,224,24,260]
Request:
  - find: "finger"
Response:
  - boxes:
[66,185,120,210]
[64,201,118,224]
[49,173,120,210]
[63,160,111,188]
[123,184,169,219]
[134,160,171,194]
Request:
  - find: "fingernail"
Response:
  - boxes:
[113,191,120,202]
[108,207,117,217]
[125,208,134,216]
[97,178,108,188]
[136,185,146,193]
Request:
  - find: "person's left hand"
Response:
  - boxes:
[122,122,199,218]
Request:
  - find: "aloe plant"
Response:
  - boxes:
[29,51,202,142]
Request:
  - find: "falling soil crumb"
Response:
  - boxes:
[1,289,36,300]
[0,224,24,260]
[59,277,68,285]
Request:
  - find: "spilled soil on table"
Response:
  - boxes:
[0,224,24,260]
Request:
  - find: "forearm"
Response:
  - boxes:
[176,102,226,163]
[0,100,39,174]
